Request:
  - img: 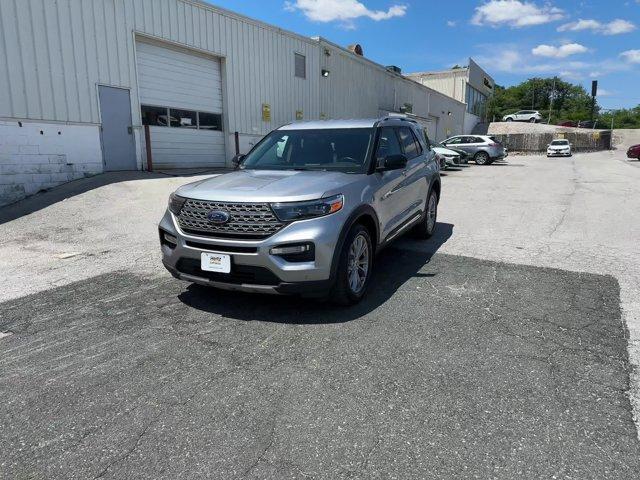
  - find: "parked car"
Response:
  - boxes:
[503,110,543,123]
[627,144,640,160]
[559,121,578,128]
[435,152,447,170]
[429,140,462,168]
[160,117,441,305]
[441,135,507,165]
[547,139,572,157]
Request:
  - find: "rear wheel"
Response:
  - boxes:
[330,224,373,305]
[475,151,490,165]
[415,189,438,239]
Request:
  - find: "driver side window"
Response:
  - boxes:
[376,127,402,162]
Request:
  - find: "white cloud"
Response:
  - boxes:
[558,18,636,35]
[284,0,407,25]
[532,43,588,58]
[475,44,631,78]
[447,20,457,27]
[472,0,564,28]
[621,49,640,63]
[597,88,613,96]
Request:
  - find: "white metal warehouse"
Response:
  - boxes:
[0,0,466,206]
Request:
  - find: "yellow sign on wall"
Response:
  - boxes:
[262,103,271,122]
[296,110,304,121]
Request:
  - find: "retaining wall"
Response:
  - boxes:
[491,130,612,153]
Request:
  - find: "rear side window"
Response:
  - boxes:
[376,127,402,161]
[397,127,420,160]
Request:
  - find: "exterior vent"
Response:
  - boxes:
[386,65,402,74]
[347,44,364,56]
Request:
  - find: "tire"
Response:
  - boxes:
[506,118,513,122]
[475,151,490,165]
[529,118,536,123]
[330,224,374,305]
[415,188,438,239]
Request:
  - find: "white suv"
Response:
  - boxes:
[503,110,543,123]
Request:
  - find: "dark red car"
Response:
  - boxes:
[627,144,640,160]
[559,121,578,128]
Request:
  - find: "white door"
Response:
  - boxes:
[136,40,225,168]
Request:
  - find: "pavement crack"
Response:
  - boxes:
[93,412,162,479]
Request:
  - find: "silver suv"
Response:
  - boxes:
[159,118,441,304]
[441,135,507,165]
[502,110,543,123]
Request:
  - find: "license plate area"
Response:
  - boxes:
[201,252,231,273]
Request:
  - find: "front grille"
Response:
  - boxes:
[176,258,281,286]
[177,199,285,239]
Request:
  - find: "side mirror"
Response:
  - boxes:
[378,154,407,171]
[231,154,245,169]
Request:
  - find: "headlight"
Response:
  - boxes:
[270,194,344,222]
[168,193,186,215]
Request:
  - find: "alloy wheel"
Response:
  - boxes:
[427,192,438,234]
[347,234,370,294]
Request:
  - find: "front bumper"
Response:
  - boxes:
[159,208,344,295]
[444,155,461,167]
[627,151,640,159]
[547,150,571,156]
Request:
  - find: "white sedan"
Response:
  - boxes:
[430,142,462,168]
[547,139,572,157]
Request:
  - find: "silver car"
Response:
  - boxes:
[159,117,441,305]
[441,135,507,165]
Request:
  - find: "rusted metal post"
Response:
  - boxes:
[144,124,153,171]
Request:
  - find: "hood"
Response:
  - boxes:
[432,147,459,156]
[176,169,361,203]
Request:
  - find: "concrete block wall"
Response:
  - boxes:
[0,121,103,206]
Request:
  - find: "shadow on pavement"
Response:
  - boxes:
[0,169,227,225]
[178,222,454,324]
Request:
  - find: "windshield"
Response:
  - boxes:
[551,140,569,145]
[242,128,374,173]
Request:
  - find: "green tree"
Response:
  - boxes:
[487,77,596,124]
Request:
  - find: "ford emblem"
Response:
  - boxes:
[207,210,231,224]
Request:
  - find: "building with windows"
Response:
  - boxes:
[0,0,466,206]
[406,59,495,134]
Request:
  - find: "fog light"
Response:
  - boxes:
[164,232,178,246]
[270,244,311,255]
[270,243,315,262]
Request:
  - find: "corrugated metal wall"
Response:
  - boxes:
[0,0,466,162]
[318,41,465,142]
[0,0,321,136]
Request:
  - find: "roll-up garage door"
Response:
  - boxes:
[136,40,225,168]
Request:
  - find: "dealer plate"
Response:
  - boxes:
[201,252,231,273]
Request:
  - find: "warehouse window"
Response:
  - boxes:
[169,109,198,128]
[141,105,223,131]
[294,53,306,79]
[198,112,223,131]
[141,105,169,126]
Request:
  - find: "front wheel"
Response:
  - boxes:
[415,189,438,239]
[506,118,513,122]
[330,224,373,305]
[529,118,537,123]
[475,151,490,165]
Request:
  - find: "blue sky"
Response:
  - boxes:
[206,0,640,109]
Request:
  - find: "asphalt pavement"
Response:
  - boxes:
[2,243,639,479]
